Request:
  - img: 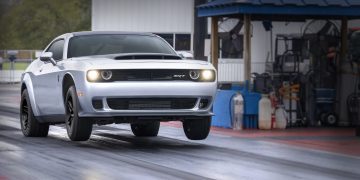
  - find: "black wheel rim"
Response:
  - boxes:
[66,97,74,128]
[21,99,29,130]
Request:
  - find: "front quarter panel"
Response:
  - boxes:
[59,59,89,109]
[21,72,41,117]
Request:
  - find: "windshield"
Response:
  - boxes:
[67,34,176,58]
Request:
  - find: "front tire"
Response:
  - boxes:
[65,86,93,141]
[131,121,160,137]
[183,117,211,140]
[20,89,49,137]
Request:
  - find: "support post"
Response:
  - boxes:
[340,17,348,65]
[337,17,348,126]
[193,0,207,61]
[211,17,219,70]
[243,14,252,82]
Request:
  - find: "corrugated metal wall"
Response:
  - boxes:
[218,60,266,82]
[217,21,304,82]
[92,0,193,33]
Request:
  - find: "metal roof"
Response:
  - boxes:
[198,0,360,19]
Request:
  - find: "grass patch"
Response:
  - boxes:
[1,62,30,70]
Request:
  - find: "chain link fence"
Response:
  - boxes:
[0,50,41,83]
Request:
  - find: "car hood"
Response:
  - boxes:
[72,57,215,70]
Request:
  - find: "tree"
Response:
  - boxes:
[0,0,91,49]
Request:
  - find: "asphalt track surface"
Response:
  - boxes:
[0,84,359,180]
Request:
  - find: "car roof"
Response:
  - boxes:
[70,31,155,37]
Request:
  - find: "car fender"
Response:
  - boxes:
[21,72,41,117]
[61,70,87,110]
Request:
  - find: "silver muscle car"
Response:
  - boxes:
[20,31,217,141]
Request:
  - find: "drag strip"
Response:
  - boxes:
[1,104,359,179]
[0,83,359,180]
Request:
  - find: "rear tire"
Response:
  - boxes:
[20,89,49,137]
[131,121,160,137]
[65,86,93,141]
[183,117,211,140]
[325,113,337,126]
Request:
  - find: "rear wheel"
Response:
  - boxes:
[324,113,337,126]
[131,121,160,137]
[20,89,49,137]
[65,86,93,141]
[183,117,211,140]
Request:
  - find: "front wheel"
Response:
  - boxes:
[183,117,211,140]
[65,86,93,141]
[20,89,49,137]
[131,121,160,137]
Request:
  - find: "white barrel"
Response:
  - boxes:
[275,106,287,129]
[259,94,272,130]
[232,93,244,130]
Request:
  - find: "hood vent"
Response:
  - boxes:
[115,54,182,60]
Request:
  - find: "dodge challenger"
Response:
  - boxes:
[20,31,217,141]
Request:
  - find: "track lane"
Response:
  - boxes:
[1,84,360,179]
[1,106,360,179]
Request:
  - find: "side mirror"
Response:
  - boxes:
[40,52,56,65]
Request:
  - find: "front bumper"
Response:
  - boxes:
[76,81,217,117]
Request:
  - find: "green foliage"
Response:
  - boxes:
[2,61,30,70]
[0,0,91,50]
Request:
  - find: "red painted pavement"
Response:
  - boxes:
[162,122,360,156]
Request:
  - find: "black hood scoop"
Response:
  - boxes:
[114,54,182,60]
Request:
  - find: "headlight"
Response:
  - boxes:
[201,70,213,81]
[87,70,100,81]
[101,70,112,80]
[188,70,215,82]
[189,70,200,80]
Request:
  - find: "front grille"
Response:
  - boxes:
[107,98,197,110]
[112,69,190,81]
[89,69,216,82]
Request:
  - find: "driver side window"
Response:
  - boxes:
[46,39,65,61]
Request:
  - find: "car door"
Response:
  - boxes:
[33,39,66,116]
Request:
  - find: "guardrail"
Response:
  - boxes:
[0,50,41,83]
[0,70,23,83]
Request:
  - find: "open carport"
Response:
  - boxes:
[198,0,360,133]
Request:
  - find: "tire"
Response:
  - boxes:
[320,112,327,125]
[65,86,93,141]
[20,89,49,137]
[183,117,211,140]
[325,113,337,126]
[131,121,160,137]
